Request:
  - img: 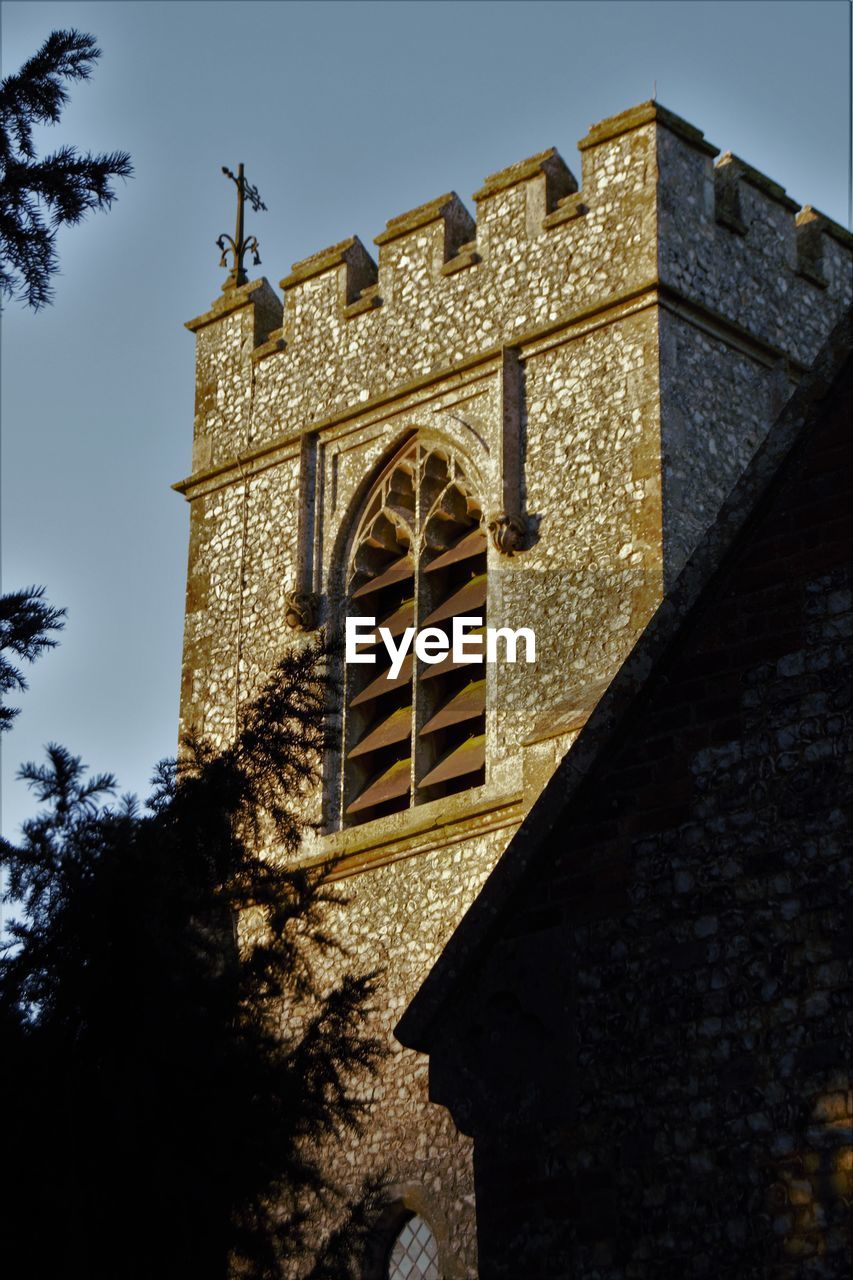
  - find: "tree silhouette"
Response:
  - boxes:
[0,28,132,308]
[0,585,65,732]
[1,638,383,1280]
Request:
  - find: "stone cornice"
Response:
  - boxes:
[654,287,809,375]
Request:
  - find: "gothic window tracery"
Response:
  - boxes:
[343,437,487,825]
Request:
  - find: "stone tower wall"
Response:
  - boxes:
[413,333,853,1280]
[176,102,851,1275]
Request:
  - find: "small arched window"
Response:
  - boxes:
[343,437,487,825]
[387,1213,440,1280]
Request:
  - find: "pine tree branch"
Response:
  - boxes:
[0,30,100,159]
[0,29,132,308]
[0,587,65,731]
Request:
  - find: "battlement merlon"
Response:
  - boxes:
[185,276,282,342]
[184,278,282,471]
[280,236,379,318]
[181,101,852,479]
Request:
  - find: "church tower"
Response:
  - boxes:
[177,103,851,1276]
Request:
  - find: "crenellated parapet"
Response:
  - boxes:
[183,101,851,480]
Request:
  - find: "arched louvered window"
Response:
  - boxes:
[343,438,487,825]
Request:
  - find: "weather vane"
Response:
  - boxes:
[217,163,267,291]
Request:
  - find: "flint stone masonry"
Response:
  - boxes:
[177,101,852,1274]
[397,318,852,1279]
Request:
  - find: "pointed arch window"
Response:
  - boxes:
[387,1213,440,1279]
[342,438,487,825]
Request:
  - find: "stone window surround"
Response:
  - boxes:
[341,435,489,826]
[362,1183,459,1280]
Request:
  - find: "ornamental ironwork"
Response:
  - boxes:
[216,163,266,291]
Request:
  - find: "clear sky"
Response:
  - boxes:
[1,0,850,840]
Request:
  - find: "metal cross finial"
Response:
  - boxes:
[216,163,267,292]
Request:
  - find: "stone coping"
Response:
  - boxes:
[716,151,799,213]
[279,236,372,290]
[542,193,587,230]
[577,100,718,157]
[473,148,567,202]
[797,204,853,250]
[374,193,461,245]
[440,248,480,276]
[251,328,287,363]
[185,278,280,334]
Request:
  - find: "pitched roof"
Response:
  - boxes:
[397,308,853,1054]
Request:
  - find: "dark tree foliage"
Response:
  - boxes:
[0,28,132,309]
[1,638,384,1280]
[0,585,65,731]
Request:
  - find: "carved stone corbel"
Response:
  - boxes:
[284,588,320,631]
[488,512,527,556]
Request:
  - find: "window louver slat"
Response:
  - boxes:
[424,529,487,573]
[420,629,485,680]
[346,758,411,814]
[418,735,486,789]
[349,654,414,705]
[351,554,414,598]
[419,681,486,735]
[420,573,487,628]
[348,705,413,757]
[375,597,415,638]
